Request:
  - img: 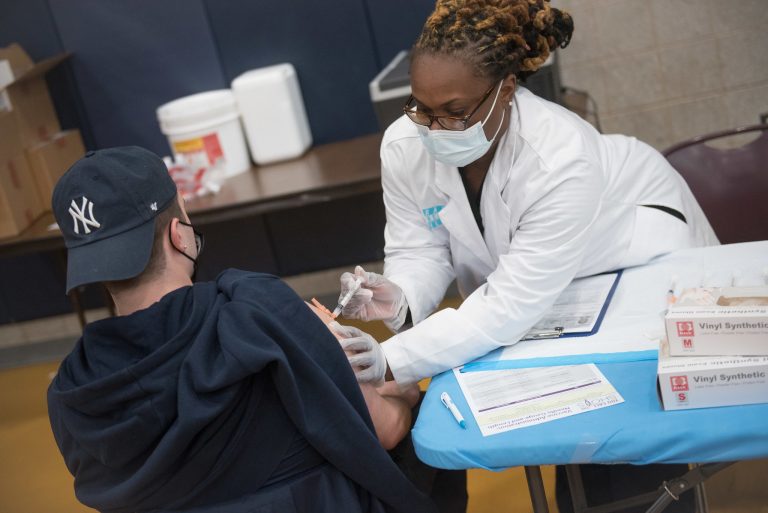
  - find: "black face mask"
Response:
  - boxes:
[169,220,204,281]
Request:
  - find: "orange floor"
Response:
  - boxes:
[1,303,767,513]
[0,358,558,513]
[4,359,768,513]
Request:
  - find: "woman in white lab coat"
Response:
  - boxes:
[333,0,718,386]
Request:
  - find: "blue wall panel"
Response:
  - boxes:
[364,0,434,67]
[204,0,381,145]
[48,0,226,156]
[0,0,88,146]
[0,0,434,153]
[0,0,62,60]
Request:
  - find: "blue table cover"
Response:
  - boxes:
[413,241,768,470]
[412,360,768,470]
[413,358,768,471]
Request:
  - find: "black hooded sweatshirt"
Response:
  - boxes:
[48,270,436,513]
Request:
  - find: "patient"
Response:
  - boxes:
[46,146,436,513]
[306,301,421,449]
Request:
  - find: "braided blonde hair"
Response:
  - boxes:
[414,0,573,80]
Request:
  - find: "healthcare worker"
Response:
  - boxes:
[335,0,718,387]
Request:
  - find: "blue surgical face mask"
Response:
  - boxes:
[417,81,506,168]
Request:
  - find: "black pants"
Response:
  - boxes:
[389,393,468,513]
[555,464,696,513]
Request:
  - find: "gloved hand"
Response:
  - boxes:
[329,322,388,384]
[338,266,408,331]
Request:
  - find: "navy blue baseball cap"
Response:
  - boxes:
[52,146,178,293]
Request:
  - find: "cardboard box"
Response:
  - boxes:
[0,43,69,148]
[26,129,85,207]
[0,43,34,88]
[0,153,45,239]
[665,286,768,356]
[0,109,22,158]
[0,109,45,238]
[657,338,768,411]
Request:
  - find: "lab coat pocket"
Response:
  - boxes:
[619,205,693,268]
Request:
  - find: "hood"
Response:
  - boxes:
[48,271,436,513]
[48,282,258,511]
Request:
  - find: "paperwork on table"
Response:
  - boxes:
[454,364,624,436]
[494,248,768,365]
[522,272,620,340]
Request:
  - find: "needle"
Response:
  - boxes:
[332,276,363,319]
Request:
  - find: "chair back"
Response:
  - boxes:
[663,124,768,244]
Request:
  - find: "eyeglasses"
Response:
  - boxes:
[177,220,204,256]
[403,83,497,131]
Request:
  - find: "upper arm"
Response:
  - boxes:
[357,384,412,450]
[305,302,413,449]
[381,142,455,322]
[381,143,450,260]
[511,157,603,254]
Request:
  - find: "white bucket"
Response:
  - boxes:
[156,89,250,178]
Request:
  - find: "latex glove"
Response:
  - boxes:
[338,266,408,331]
[329,322,388,385]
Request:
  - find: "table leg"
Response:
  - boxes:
[565,464,589,512]
[68,288,87,329]
[564,464,683,513]
[101,285,116,317]
[693,482,709,513]
[645,462,732,513]
[56,248,87,330]
[690,464,710,513]
[524,465,550,513]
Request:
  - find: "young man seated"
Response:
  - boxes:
[47,147,436,513]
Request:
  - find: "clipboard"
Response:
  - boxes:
[522,270,623,340]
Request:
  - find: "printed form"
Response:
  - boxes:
[523,272,618,339]
[454,364,624,436]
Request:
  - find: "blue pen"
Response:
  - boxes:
[440,392,466,429]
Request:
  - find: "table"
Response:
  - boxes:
[412,241,768,512]
[0,132,383,256]
[0,133,384,324]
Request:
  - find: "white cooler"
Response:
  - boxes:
[231,64,312,165]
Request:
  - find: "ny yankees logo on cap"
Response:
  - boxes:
[69,196,101,235]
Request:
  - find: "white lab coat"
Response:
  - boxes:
[380,87,718,385]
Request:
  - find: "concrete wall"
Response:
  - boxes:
[557,0,768,150]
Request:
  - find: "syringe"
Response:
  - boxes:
[332,276,364,318]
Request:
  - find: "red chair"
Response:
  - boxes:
[663,124,768,244]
